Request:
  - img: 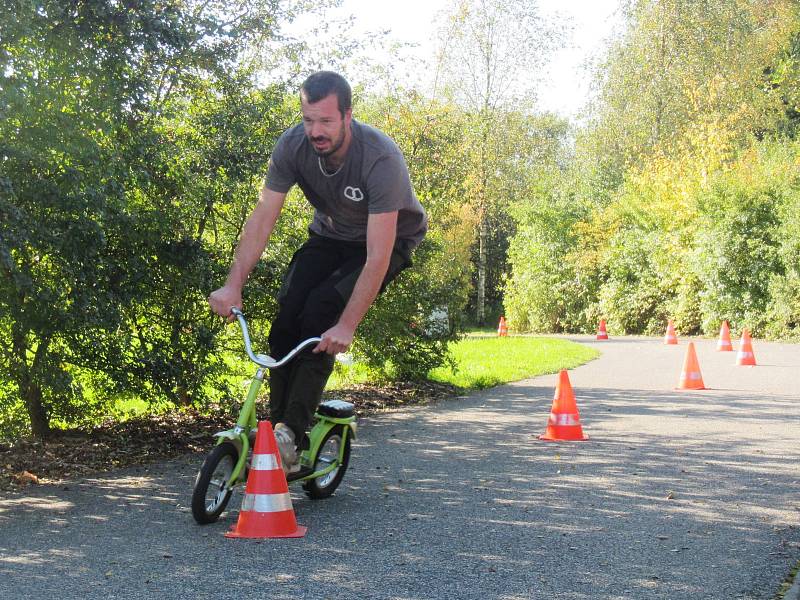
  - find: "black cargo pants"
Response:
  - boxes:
[267,232,411,445]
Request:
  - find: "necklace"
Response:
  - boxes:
[318,156,344,178]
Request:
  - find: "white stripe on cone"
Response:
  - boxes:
[549,413,580,426]
[250,454,280,471]
[241,492,294,513]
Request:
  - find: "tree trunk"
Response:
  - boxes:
[476,101,491,327]
[177,383,191,406]
[11,325,50,438]
[23,381,50,439]
[171,322,192,406]
[477,213,487,326]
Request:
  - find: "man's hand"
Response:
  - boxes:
[314,323,355,355]
[208,285,243,321]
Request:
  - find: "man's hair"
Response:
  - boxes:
[300,71,352,116]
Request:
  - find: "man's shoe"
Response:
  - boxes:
[274,423,299,474]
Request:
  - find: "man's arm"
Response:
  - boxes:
[313,211,398,355]
[208,185,287,319]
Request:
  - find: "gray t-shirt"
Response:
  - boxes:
[265,119,427,250]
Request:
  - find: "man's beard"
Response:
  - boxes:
[309,121,346,157]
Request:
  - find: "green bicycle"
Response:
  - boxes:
[191,308,356,525]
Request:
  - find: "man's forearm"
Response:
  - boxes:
[336,211,397,330]
[313,210,397,355]
[337,257,391,330]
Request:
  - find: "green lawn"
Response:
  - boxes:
[427,336,599,389]
[109,335,599,420]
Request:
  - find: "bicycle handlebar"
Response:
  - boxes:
[231,307,322,369]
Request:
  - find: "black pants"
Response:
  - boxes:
[267,233,411,443]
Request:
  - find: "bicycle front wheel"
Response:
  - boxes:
[303,425,351,499]
[191,442,238,524]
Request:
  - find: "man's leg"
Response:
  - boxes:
[279,247,411,445]
[279,285,344,445]
[268,235,345,426]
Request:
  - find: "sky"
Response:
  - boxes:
[285,0,624,120]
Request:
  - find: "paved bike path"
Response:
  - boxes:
[1,336,799,599]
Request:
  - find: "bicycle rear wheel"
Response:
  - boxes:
[303,425,351,499]
[191,442,238,524]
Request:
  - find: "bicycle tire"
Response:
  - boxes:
[191,442,238,524]
[303,425,351,499]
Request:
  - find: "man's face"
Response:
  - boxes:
[301,92,351,157]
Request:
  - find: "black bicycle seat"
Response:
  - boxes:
[317,399,355,418]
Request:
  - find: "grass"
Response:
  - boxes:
[88,335,598,425]
[327,334,599,391]
[427,335,599,390]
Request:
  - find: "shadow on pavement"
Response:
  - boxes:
[1,381,799,599]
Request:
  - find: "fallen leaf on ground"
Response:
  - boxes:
[15,471,39,485]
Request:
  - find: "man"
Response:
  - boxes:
[208,71,427,472]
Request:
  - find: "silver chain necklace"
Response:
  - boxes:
[318,156,344,178]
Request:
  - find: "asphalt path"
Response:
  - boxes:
[1,336,799,599]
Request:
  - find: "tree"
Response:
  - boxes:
[504,0,800,337]
[582,0,798,185]
[433,0,565,324]
[0,0,299,437]
[353,87,474,377]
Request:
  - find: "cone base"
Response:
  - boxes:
[539,430,588,441]
[737,354,756,366]
[674,386,707,391]
[225,524,307,539]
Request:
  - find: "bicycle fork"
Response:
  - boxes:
[212,367,265,489]
[294,414,356,482]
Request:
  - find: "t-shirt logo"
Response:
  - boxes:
[343,186,364,202]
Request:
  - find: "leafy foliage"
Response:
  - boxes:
[504,0,800,341]
[0,0,297,437]
[353,90,475,379]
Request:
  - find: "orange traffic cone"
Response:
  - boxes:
[596,319,609,340]
[664,319,678,345]
[736,329,756,366]
[676,342,706,390]
[539,370,588,441]
[497,316,508,337]
[717,320,733,352]
[225,421,306,539]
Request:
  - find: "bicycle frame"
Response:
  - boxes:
[212,308,355,489]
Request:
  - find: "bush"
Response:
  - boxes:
[693,145,793,336]
[504,193,591,333]
[354,237,466,381]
